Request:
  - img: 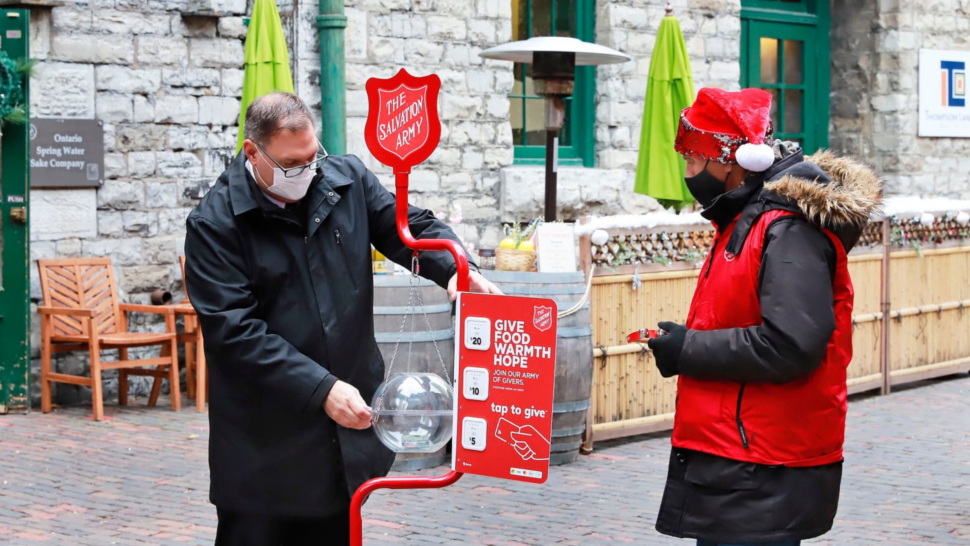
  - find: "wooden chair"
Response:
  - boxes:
[37,258,181,421]
[172,255,207,412]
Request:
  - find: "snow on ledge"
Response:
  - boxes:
[574,196,970,236]
[575,210,709,236]
[880,197,970,219]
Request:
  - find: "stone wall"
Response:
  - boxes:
[28,1,248,404]
[829,0,879,167]
[830,0,970,199]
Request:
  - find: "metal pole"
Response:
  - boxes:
[393,171,470,292]
[349,168,470,545]
[350,470,463,544]
[316,0,347,155]
[540,94,566,222]
[545,129,557,222]
[880,218,891,396]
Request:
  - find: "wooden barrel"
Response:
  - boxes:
[482,270,593,466]
[373,276,454,471]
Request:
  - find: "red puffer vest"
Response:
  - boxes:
[671,209,853,467]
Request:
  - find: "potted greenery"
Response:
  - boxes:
[496,218,539,272]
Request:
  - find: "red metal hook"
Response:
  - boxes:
[394,171,471,293]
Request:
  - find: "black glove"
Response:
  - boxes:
[647,321,687,378]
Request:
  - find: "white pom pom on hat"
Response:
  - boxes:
[735,142,775,172]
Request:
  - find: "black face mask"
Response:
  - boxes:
[685,160,727,209]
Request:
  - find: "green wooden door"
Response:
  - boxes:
[0,9,30,414]
[740,0,829,153]
[743,22,818,150]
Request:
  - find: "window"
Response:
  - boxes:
[744,0,807,8]
[740,0,830,153]
[509,0,595,167]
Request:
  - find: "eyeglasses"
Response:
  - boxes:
[255,140,329,179]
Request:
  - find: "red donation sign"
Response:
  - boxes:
[453,293,558,484]
[365,69,442,171]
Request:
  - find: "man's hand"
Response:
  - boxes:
[647,321,688,378]
[324,380,372,430]
[448,270,503,301]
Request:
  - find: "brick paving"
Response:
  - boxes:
[1,377,969,545]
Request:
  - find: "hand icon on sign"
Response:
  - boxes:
[511,425,550,461]
[495,418,550,462]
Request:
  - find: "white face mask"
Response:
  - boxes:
[254,148,317,201]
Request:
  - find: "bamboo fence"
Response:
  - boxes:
[580,214,970,449]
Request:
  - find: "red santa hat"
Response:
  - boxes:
[674,87,775,172]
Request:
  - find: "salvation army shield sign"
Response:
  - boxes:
[533,305,553,332]
[375,85,430,160]
[365,69,442,172]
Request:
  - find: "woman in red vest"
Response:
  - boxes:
[647,88,881,545]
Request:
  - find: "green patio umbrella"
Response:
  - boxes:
[236,0,295,153]
[633,14,695,211]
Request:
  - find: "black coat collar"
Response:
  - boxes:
[701,179,764,233]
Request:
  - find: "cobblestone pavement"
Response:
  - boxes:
[1,377,968,545]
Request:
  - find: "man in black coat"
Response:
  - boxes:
[185,92,499,545]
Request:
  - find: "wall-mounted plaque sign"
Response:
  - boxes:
[30,119,105,188]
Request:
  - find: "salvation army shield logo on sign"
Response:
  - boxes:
[533,306,553,332]
[365,69,442,172]
[375,85,430,161]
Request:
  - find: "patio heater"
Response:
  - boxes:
[480,37,631,221]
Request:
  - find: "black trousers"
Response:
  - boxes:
[215,508,350,546]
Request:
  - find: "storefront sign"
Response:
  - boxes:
[30,119,104,188]
[365,69,442,172]
[919,49,970,138]
[453,293,558,484]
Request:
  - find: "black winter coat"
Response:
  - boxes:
[184,153,471,517]
[656,146,881,543]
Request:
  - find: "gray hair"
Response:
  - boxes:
[243,92,314,145]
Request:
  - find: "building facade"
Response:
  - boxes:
[24,0,970,403]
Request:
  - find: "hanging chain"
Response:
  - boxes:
[384,283,414,378]
[385,255,421,378]
[376,257,419,413]
[406,279,416,374]
[376,251,452,414]
[414,276,452,384]
[405,254,421,374]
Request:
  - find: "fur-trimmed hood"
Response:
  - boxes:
[765,150,883,230]
[722,147,883,255]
